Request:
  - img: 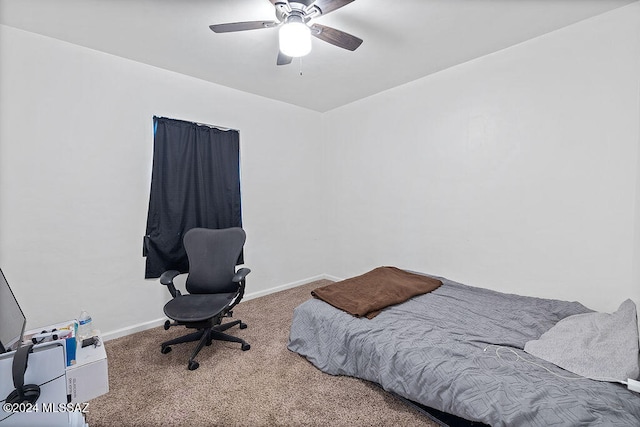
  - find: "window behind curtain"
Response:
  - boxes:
[143,116,243,279]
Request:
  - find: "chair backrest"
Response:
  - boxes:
[183,227,246,294]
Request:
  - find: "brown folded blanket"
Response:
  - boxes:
[311,266,442,319]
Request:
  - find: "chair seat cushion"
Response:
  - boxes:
[163,293,236,323]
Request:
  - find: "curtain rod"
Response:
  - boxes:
[154,116,238,132]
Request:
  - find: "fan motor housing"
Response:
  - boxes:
[275,0,317,22]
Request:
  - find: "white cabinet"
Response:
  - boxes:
[0,329,108,427]
[0,342,72,427]
[66,338,108,403]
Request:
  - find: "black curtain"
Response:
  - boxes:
[143,116,242,278]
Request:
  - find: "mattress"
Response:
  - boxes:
[287,276,640,426]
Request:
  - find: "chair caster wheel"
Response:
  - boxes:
[161,346,172,354]
[188,360,199,371]
[239,322,247,329]
[241,343,250,351]
[164,320,171,330]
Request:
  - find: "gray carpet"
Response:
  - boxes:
[85,280,437,426]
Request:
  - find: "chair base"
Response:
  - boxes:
[161,319,250,370]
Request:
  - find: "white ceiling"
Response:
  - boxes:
[0,0,636,112]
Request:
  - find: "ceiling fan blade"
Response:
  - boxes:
[310,23,362,51]
[277,51,293,66]
[209,21,279,33]
[312,0,355,15]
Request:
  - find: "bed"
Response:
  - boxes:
[287,271,640,426]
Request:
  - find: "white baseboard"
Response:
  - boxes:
[242,273,340,301]
[321,273,344,283]
[101,273,339,342]
[102,318,168,342]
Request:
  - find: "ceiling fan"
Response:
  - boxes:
[209,0,363,65]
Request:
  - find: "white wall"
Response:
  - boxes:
[323,3,640,314]
[0,25,326,334]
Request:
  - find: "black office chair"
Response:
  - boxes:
[159,227,251,370]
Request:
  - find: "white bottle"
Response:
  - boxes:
[77,310,92,342]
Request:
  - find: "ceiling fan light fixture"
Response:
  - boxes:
[279,21,312,58]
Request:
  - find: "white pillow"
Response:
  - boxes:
[524,299,639,382]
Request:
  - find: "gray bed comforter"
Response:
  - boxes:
[287,276,640,426]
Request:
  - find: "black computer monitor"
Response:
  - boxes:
[0,268,26,353]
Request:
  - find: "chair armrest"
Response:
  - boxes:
[160,270,180,285]
[227,268,250,311]
[233,268,251,283]
[160,270,182,298]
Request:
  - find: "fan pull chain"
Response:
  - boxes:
[298,56,303,76]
